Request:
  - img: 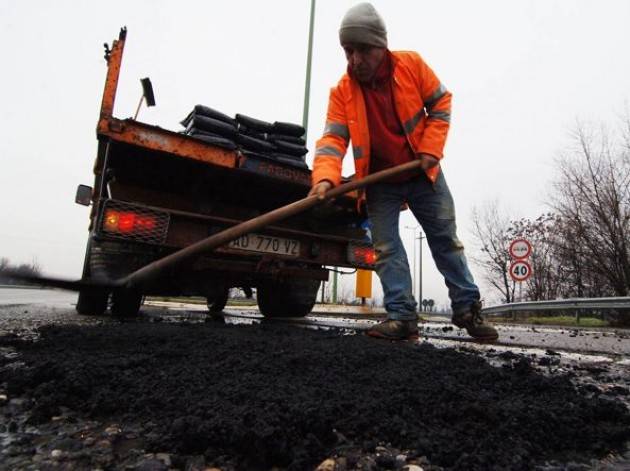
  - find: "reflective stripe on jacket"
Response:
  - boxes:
[312,50,451,188]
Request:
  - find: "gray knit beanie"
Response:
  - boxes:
[339,2,388,48]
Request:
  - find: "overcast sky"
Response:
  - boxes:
[1,0,628,308]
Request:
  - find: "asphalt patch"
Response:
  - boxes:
[1,322,629,470]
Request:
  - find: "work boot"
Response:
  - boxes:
[451,301,499,341]
[366,319,419,340]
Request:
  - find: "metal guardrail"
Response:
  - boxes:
[482,297,630,315]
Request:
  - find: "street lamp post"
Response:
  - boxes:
[302,0,316,139]
[405,226,418,302]
[405,226,424,311]
[417,231,425,311]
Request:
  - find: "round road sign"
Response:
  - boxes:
[509,239,532,259]
[509,260,532,282]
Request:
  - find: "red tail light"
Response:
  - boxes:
[102,206,166,239]
[136,216,156,231]
[118,212,137,233]
[347,243,376,268]
[105,210,157,234]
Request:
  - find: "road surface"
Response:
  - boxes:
[1,287,629,470]
[0,286,77,306]
[1,287,629,357]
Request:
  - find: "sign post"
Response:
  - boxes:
[509,238,532,302]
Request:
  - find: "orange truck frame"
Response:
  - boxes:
[75,28,374,317]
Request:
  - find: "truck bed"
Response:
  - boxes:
[97,118,365,241]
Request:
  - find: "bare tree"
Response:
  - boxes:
[548,215,610,298]
[550,117,630,324]
[471,201,516,303]
[472,207,572,304]
[0,257,42,284]
[0,257,9,284]
[551,121,630,294]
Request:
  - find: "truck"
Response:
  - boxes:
[75,28,375,317]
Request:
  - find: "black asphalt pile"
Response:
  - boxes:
[179,105,309,170]
[1,321,630,470]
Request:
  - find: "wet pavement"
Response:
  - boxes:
[423,322,630,357]
[1,288,628,358]
[0,287,77,307]
[155,302,630,359]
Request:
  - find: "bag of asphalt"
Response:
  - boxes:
[180,105,236,128]
[272,121,305,137]
[187,129,238,150]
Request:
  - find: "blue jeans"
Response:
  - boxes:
[365,171,480,321]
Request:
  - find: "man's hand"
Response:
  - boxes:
[308,180,333,200]
[418,153,439,170]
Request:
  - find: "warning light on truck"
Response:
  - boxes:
[101,204,169,245]
[347,243,376,268]
[104,210,157,234]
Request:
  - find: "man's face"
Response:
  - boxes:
[342,43,386,83]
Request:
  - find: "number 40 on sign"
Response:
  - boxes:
[510,260,532,282]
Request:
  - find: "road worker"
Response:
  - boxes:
[309,2,498,341]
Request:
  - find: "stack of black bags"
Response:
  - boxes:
[180,105,309,169]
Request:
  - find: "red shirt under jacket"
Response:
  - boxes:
[357,51,416,182]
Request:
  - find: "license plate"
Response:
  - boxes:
[227,233,300,257]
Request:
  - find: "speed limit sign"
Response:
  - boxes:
[510,260,532,282]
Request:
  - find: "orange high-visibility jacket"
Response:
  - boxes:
[312,51,452,189]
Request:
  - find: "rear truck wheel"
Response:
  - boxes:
[111,289,143,317]
[76,289,108,316]
[76,237,109,316]
[207,288,230,313]
[257,278,320,318]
